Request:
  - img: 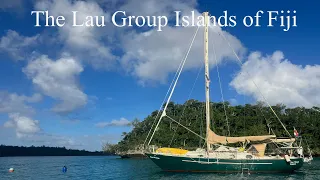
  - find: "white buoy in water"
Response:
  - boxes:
[9,168,14,172]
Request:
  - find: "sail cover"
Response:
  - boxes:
[207,129,276,145]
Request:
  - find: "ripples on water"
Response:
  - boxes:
[0,156,319,180]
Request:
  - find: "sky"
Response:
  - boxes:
[0,0,319,151]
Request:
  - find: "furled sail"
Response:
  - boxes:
[207,129,276,145]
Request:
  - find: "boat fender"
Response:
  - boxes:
[8,168,14,173]
[62,166,67,173]
[284,155,291,162]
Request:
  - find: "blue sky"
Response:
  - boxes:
[0,0,319,151]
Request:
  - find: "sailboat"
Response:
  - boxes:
[144,12,307,173]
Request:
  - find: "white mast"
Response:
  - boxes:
[203,12,211,152]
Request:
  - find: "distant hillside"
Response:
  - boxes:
[0,145,112,157]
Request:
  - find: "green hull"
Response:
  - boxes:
[146,153,304,173]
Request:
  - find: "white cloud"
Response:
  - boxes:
[25,93,43,103]
[229,98,238,105]
[0,30,39,61]
[120,0,197,17]
[21,133,83,148]
[230,51,320,108]
[118,1,244,83]
[121,21,245,83]
[23,55,87,114]
[48,135,80,147]
[4,113,40,138]
[95,117,131,127]
[35,0,117,70]
[0,92,42,115]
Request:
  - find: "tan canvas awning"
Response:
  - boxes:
[247,143,267,157]
[207,129,276,145]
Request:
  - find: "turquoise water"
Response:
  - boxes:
[0,156,319,180]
